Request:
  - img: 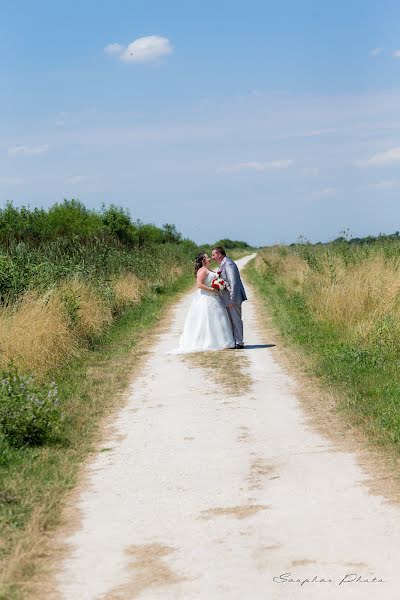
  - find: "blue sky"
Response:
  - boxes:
[1,1,400,245]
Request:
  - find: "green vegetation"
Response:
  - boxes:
[247,233,400,453]
[212,238,255,251]
[0,199,194,303]
[0,198,197,598]
[0,198,255,598]
[197,238,256,261]
[0,271,194,600]
[0,366,64,448]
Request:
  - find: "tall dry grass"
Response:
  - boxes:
[0,264,189,379]
[161,264,184,285]
[0,276,137,379]
[112,273,146,311]
[0,289,79,379]
[256,246,400,352]
[256,250,311,291]
[305,254,400,343]
[55,278,113,338]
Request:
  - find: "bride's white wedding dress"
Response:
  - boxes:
[177,270,235,353]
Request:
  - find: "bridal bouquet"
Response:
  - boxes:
[211,274,226,290]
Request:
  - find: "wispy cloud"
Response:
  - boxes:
[104,36,173,64]
[300,128,337,137]
[276,128,337,141]
[104,43,124,56]
[0,176,24,184]
[217,160,293,174]
[355,146,400,166]
[299,167,320,177]
[363,179,398,190]
[8,144,49,156]
[312,187,336,198]
[393,50,400,59]
[54,111,67,126]
[65,175,87,184]
[370,47,384,57]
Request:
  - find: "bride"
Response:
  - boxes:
[177,253,235,353]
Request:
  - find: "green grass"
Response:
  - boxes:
[245,262,400,451]
[0,271,194,600]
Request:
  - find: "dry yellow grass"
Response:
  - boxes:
[161,265,184,285]
[55,278,113,339]
[112,272,145,311]
[0,268,186,380]
[305,254,400,343]
[255,249,310,291]
[0,289,79,379]
[0,278,117,378]
[256,246,400,350]
[142,265,185,295]
[279,253,311,291]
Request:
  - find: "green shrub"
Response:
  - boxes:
[0,200,197,303]
[213,238,252,250]
[101,204,137,246]
[0,432,14,466]
[0,366,65,447]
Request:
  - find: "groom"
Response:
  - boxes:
[211,246,247,349]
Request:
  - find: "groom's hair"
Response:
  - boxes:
[213,246,226,256]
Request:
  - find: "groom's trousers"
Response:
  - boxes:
[226,303,244,345]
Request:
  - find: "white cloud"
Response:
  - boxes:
[104,36,173,64]
[8,144,49,156]
[392,50,400,59]
[55,111,67,126]
[276,128,337,141]
[0,176,24,184]
[312,187,336,198]
[217,160,293,174]
[363,179,398,190]
[370,47,384,57]
[355,146,400,166]
[301,128,337,137]
[104,43,124,56]
[66,175,87,184]
[299,167,320,177]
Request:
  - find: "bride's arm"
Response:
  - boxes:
[196,268,215,292]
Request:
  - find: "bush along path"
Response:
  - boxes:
[0,199,198,600]
[32,254,400,600]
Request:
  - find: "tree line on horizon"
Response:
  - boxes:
[290,230,400,247]
[0,198,254,252]
[0,199,192,248]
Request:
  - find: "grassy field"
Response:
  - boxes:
[0,272,195,600]
[0,199,254,598]
[0,200,198,598]
[245,235,400,455]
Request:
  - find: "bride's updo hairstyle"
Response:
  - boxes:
[194,253,206,276]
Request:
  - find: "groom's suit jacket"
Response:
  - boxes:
[218,256,247,307]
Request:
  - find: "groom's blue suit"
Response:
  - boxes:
[218,256,247,346]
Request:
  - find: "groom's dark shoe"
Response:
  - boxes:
[235,343,244,349]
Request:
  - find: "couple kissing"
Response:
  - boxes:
[177,246,247,353]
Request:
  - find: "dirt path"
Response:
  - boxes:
[49,254,400,600]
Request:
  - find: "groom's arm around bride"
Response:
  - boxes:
[211,246,247,348]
